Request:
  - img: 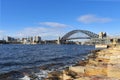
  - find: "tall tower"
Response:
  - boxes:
[33,36,41,43]
[99,32,107,39]
[57,37,61,44]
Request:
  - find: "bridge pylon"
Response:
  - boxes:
[57,37,61,44]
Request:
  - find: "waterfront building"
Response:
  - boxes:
[0,40,6,44]
[33,36,41,43]
[27,37,34,43]
[22,38,28,44]
[21,36,41,44]
[5,36,17,43]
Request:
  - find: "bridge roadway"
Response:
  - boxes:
[61,37,91,40]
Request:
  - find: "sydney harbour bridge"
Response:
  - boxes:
[61,30,99,40]
[1,29,117,44]
[56,30,110,44]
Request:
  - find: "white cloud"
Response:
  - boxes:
[39,22,70,28]
[15,22,71,40]
[1,22,72,40]
[77,14,112,24]
[16,27,66,40]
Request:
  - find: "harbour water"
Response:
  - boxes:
[0,44,95,79]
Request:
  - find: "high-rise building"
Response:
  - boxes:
[33,36,41,43]
[5,36,16,42]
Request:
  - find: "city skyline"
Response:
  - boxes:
[1,0,120,40]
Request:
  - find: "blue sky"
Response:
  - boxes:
[0,0,120,39]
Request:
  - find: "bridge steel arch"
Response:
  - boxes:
[61,30,99,40]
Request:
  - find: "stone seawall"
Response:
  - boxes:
[45,45,120,80]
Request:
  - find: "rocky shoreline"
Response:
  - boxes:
[45,45,120,80]
[0,59,80,80]
[0,45,120,80]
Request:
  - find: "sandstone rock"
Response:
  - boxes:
[45,45,120,80]
[69,66,85,74]
[62,71,73,80]
[67,70,77,78]
[47,71,62,80]
[107,65,120,79]
[107,62,120,78]
[75,60,88,66]
[74,77,90,80]
[85,65,107,76]
[88,59,98,66]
